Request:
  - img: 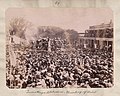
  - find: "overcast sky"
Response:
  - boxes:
[6,8,113,33]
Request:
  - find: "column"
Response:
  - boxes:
[48,39,51,52]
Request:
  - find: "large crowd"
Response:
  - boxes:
[6,38,113,88]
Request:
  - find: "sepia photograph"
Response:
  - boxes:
[6,8,113,89]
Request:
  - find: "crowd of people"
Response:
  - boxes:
[6,37,113,88]
[30,37,69,51]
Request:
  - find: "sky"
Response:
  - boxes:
[6,8,113,33]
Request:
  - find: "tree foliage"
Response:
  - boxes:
[8,17,32,39]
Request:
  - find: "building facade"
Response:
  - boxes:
[79,21,113,52]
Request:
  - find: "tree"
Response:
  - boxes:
[8,17,32,39]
